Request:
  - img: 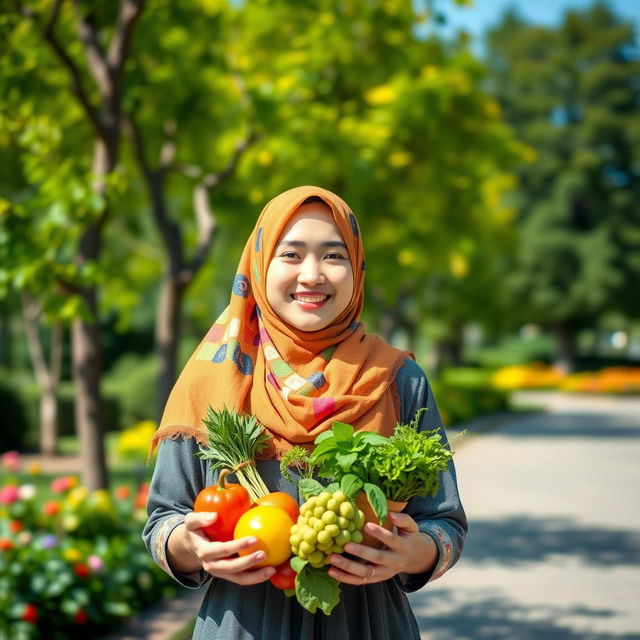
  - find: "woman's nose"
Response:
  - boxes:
[298,257,325,285]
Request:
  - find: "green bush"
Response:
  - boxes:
[103,354,157,427]
[431,367,509,427]
[0,371,121,452]
[0,379,29,451]
[0,461,177,640]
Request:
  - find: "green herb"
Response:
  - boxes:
[362,410,454,503]
[308,422,389,523]
[196,407,271,502]
[279,446,317,484]
[290,557,340,616]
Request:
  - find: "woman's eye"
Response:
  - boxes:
[325,252,346,260]
[280,252,299,259]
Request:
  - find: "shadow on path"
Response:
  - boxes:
[460,516,640,568]
[412,590,640,640]
[475,412,640,440]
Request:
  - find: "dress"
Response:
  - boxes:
[143,358,467,640]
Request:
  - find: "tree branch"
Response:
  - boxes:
[107,0,146,75]
[34,0,106,138]
[72,0,111,97]
[184,129,259,277]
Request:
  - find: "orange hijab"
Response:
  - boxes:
[152,186,412,458]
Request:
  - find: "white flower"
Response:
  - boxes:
[18,484,37,500]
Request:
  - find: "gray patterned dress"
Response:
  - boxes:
[143,358,467,639]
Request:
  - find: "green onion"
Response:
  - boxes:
[196,408,271,502]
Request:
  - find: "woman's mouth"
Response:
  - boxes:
[291,293,331,309]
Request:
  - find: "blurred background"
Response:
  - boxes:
[1,0,639,637]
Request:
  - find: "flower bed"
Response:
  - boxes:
[491,363,640,394]
[0,451,178,640]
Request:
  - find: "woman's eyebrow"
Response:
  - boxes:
[278,240,347,249]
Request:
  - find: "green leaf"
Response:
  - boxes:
[314,431,334,444]
[332,421,354,444]
[364,482,388,524]
[295,565,341,616]
[357,432,389,447]
[335,451,358,472]
[340,474,363,498]
[290,556,308,574]
[298,478,324,499]
[308,438,338,463]
[325,481,340,492]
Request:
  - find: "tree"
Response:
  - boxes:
[1,1,146,489]
[485,3,640,371]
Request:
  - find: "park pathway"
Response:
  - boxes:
[408,392,640,640]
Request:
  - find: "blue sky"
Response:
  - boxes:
[432,0,640,51]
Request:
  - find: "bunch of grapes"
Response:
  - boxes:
[289,490,366,568]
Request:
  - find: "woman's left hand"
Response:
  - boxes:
[327,511,437,585]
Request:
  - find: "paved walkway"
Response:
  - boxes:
[409,392,640,639]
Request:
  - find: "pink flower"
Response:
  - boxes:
[51,476,78,494]
[0,485,19,504]
[1,451,20,472]
[87,554,103,572]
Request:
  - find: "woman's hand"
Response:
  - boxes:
[170,512,276,586]
[327,512,437,585]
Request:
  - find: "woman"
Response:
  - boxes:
[143,185,466,639]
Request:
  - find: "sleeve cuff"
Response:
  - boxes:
[152,514,211,589]
[393,522,455,593]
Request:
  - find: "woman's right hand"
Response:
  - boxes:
[181,512,276,585]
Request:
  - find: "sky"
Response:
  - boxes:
[432,0,640,52]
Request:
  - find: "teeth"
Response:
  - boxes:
[293,294,329,303]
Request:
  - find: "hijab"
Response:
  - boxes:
[152,186,412,458]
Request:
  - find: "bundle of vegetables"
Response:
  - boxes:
[193,408,300,593]
[196,408,272,503]
[280,413,457,615]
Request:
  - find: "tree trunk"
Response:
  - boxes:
[156,276,186,419]
[72,285,108,491]
[71,139,114,491]
[21,294,62,456]
[553,322,577,374]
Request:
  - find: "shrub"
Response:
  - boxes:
[0,453,176,640]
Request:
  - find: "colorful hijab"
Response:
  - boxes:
[152,186,412,458]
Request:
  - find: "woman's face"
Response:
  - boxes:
[266,202,354,332]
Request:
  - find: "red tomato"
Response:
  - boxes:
[194,469,252,541]
[22,603,38,624]
[269,560,296,590]
[255,492,300,523]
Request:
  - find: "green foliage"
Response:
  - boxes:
[362,422,453,502]
[0,465,176,639]
[293,562,341,616]
[486,5,640,325]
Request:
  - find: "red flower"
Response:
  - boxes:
[134,483,150,509]
[22,603,38,624]
[9,520,23,534]
[115,485,130,500]
[73,563,90,579]
[0,538,13,551]
[43,500,61,516]
[73,609,88,624]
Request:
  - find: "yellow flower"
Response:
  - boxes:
[66,487,89,507]
[63,548,82,563]
[116,421,157,461]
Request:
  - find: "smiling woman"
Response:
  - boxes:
[143,185,467,640]
[266,199,354,332]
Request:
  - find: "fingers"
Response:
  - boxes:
[184,511,218,532]
[388,511,419,535]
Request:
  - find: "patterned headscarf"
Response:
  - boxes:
[152,186,412,458]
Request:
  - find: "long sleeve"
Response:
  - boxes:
[142,437,212,589]
[392,358,467,593]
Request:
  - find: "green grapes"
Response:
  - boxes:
[289,490,366,568]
